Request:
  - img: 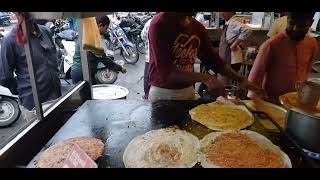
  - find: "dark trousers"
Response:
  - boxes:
[71,68,98,85]
[231,63,241,72]
[144,62,150,97]
[71,55,121,85]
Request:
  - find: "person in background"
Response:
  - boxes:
[71,16,126,84]
[267,12,288,38]
[195,13,205,24]
[248,12,318,104]
[0,12,61,110]
[218,12,252,85]
[141,17,152,100]
[147,12,263,101]
[195,12,209,28]
[267,12,313,38]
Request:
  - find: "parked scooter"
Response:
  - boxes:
[95,56,122,84]
[59,40,76,80]
[46,20,121,84]
[60,39,119,85]
[46,21,78,81]
[0,86,20,127]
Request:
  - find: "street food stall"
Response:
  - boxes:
[1,12,320,168]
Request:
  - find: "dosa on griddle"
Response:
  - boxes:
[189,103,254,131]
[36,137,104,168]
[199,130,291,168]
[123,128,200,168]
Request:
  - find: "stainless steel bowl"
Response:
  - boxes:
[285,108,320,153]
[92,84,129,100]
[312,61,320,73]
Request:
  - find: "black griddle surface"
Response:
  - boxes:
[28,100,320,168]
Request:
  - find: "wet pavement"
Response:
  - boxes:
[113,52,146,100]
[59,52,147,99]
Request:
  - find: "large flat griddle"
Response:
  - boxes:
[28,100,320,168]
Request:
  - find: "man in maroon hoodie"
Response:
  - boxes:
[148,12,262,101]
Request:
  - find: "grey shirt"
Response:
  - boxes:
[0,24,61,110]
[225,16,252,43]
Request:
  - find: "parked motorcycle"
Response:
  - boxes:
[0,86,20,127]
[60,39,121,84]
[119,16,147,54]
[121,26,146,54]
[0,12,11,26]
[106,22,139,64]
[59,40,76,80]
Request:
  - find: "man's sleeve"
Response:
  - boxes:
[247,41,272,98]
[0,38,17,93]
[99,55,123,72]
[237,21,253,40]
[148,20,173,83]
[141,20,150,42]
[198,26,226,74]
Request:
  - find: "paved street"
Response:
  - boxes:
[2,23,146,100]
[60,52,201,100]
[113,53,146,100]
[60,52,146,100]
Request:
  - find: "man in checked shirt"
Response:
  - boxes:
[218,12,252,85]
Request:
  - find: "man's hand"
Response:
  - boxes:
[239,78,266,97]
[230,43,238,51]
[203,76,225,97]
[230,38,243,51]
[121,67,127,74]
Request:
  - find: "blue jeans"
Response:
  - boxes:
[71,69,83,84]
[71,68,98,85]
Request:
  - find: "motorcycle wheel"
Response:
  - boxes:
[95,69,118,84]
[0,97,20,127]
[121,46,139,64]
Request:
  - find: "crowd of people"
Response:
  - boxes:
[144,12,318,105]
[0,12,318,111]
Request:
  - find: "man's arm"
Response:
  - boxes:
[198,26,244,83]
[247,42,272,99]
[0,37,18,94]
[166,67,212,87]
[228,18,253,50]
[141,19,151,42]
[98,55,123,72]
[198,25,264,94]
